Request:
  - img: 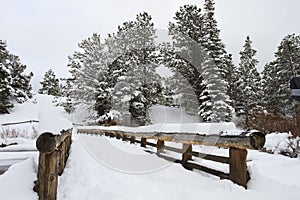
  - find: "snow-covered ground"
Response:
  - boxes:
[0,94,300,200]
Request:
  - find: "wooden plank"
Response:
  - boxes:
[163,145,183,153]
[57,142,65,176]
[229,147,248,188]
[156,153,181,163]
[146,142,157,148]
[188,151,230,164]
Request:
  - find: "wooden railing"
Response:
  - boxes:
[78,128,265,189]
[34,129,72,200]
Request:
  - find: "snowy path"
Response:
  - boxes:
[57,132,300,200]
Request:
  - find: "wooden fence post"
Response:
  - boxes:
[182,144,193,170]
[38,151,59,200]
[130,136,136,144]
[141,138,147,148]
[35,130,72,200]
[157,140,164,154]
[229,147,248,188]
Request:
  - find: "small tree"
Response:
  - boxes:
[39,69,60,96]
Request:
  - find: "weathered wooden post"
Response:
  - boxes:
[141,138,147,147]
[116,133,121,140]
[181,144,193,170]
[122,134,128,141]
[229,147,248,188]
[157,140,164,154]
[130,136,136,144]
[35,130,72,200]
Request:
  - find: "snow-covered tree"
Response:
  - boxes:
[68,33,111,116]
[199,56,234,122]
[236,36,261,114]
[262,33,300,114]
[202,0,233,83]
[262,61,280,113]
[39,68,60,96]
[224,54,239,106]
[0,39,33,113]
[109,12,161,125]
[0,40,13,113]
[7,54,33,102]
[166,4,233,122]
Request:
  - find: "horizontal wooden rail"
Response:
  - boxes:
[34,129,72,200]
[78,128,265,150]
[1,120,39,126]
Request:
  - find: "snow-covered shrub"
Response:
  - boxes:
[97,110,121,126]
[263,132,300,158]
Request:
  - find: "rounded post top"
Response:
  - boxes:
[36,132,57,153]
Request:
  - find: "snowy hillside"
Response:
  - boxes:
[0,94,300,200]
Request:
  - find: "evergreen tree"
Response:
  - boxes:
[262,61,280,113]
[7,54,33,102]
[0,40,33,113]
[39,68,60,96]
[262,33,300,114]
[0,40,13,113]
[224,54,239,105]
[68,33,111,116]
[166,4,233,122]
[202,0,232,83]
[110,12,161,126]
[236,36,261,114]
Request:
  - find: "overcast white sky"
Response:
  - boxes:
[0,0,299,91]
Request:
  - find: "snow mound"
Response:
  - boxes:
[0,94,73,137]
[0,158,38,200]
[264,132,299,156]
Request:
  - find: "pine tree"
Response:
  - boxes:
[39,68,60,96]
[0,40,33,113]
[166,4,233,122]
[202,0,232,82]
[236,36,261,114]
[262,33,300,114]
[7,54,33,102]
[109,12,161,126]
[0,40,13,113]
[262,61,280,113]
[68,33,111,116]
[224,54,239,105]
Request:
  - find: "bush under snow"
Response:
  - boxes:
[264,132,300,157]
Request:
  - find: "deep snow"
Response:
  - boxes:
[0,94,300,200]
